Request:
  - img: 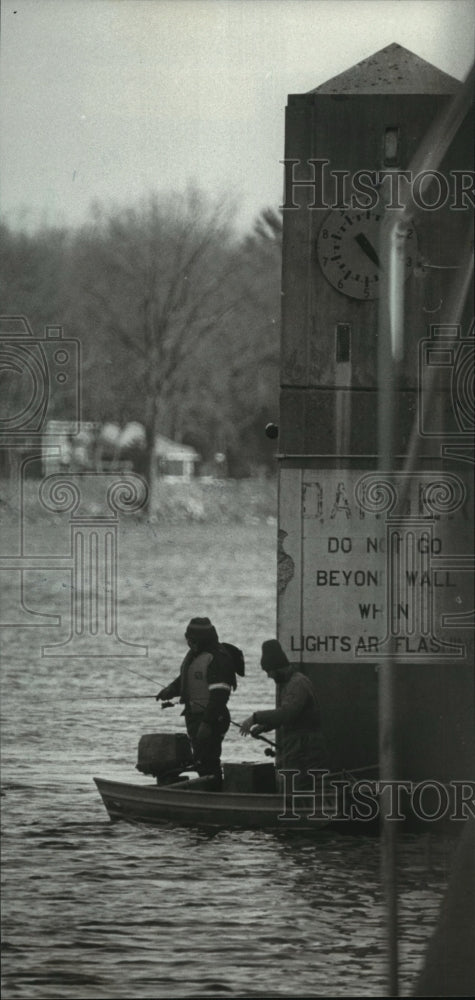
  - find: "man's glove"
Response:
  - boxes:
[155,687,170,702]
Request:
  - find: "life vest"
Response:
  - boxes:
[179,642,245,709]
[184,652,212,714]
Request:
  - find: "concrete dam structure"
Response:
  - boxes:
[277,43,474,786]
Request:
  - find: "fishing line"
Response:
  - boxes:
[161,700,276,750]
[115,660,277,751]
[120,664,163,686]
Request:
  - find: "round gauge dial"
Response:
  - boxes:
[317,209,418,300]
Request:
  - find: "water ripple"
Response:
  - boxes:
[1,523,452,998]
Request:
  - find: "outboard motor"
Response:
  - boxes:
[136,733,193,785]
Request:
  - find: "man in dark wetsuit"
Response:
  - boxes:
[156,617,235,783]
[240,639,327,785]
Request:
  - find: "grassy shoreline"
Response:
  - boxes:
[150,476,277,523]
[0,475,278,525]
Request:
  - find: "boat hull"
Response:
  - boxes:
[94,776,335,830]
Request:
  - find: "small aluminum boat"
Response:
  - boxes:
[94,765,337,830]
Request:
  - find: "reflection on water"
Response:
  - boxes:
[1,522,452,998]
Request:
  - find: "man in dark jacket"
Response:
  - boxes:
[240,639,327,784]
[156,617,235,782]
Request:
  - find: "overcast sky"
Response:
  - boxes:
[1,0,474,233]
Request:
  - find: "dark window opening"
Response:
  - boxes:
[336,323,351,363]
[383,126,400,167]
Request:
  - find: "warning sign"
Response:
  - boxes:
[278,468,473,663]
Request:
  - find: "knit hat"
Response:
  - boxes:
[185,617,219,648]
[260,639,289,672]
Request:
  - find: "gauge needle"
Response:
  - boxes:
[355,232,381,270]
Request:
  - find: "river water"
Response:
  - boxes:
[1,517,455,998]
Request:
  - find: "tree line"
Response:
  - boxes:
[0,190,282,481]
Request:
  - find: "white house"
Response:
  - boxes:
[42,422,200,480]
[154,434,200,480]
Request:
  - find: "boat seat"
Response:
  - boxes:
[222,762,276,794]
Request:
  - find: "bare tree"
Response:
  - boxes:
[0,224,73,478]
[72,189,240,499]
[0,199,283,486]
[222,207,282,473]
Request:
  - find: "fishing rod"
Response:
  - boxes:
[93,694,158,700]
[121,664,162,686]
[161,699,276,754]
[117,662,277,753]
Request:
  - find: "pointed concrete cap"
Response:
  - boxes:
[309,43,460,95]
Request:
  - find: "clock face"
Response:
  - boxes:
[317,209,418,300]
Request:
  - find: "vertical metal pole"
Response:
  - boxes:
[379,665,399,995]
[376,65,473,994]
[378,219,400,996]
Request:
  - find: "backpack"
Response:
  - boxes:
[220,642,245,690]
